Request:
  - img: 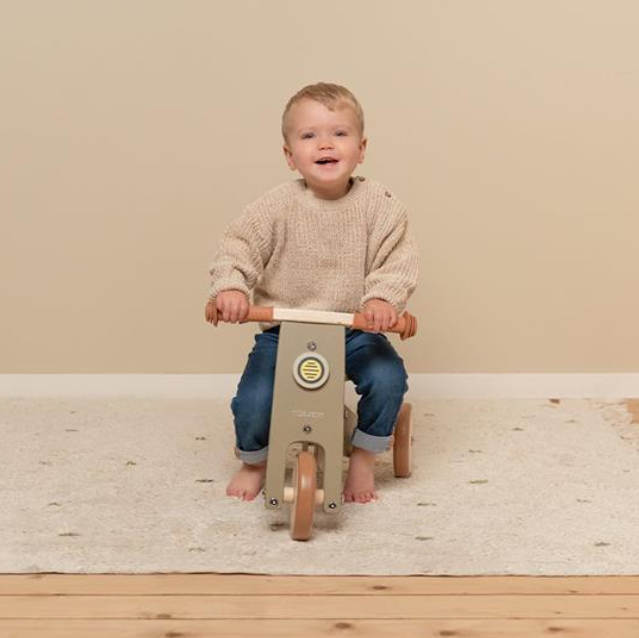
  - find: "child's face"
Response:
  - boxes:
[283,98,367,198]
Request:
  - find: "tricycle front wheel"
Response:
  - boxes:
[290,450,317,541]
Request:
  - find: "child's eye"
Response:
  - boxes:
[301,133,314,139]
[336,131,347,136]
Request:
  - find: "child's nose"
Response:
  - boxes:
[318,137,334,149]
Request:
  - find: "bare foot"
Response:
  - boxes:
[226,461,267,501]
[343,447,378,504]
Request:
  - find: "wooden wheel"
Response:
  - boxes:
[392,403,412,478]
[290,450,317,541]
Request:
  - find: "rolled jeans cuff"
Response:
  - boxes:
[351,427,392,454]
[235,446,269,465]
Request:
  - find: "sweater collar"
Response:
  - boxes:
[293,175,366,211]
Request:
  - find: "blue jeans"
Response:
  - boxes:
[230,325,409,465]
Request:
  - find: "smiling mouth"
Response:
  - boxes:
[315,159,339,165]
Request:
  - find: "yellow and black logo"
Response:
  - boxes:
[299,357,324,383]
[293,353,330,389]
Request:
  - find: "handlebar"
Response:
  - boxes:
[205,300,418,341]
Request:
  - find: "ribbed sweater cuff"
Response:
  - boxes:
[359,292,406,315]
[209,278,250,300]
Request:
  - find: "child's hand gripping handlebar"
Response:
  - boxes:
[204,300,418,341]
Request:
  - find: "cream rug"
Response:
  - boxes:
[0,396,637,575]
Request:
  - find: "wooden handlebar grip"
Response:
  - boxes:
[352,310,418,340]
[243,306,274,323]
[205,300,273,327]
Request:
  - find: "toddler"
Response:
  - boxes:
[206,82,419,504]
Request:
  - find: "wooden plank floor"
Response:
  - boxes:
[2,574,639,637]
[1,400,636,637]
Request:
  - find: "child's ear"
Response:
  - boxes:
[282,144,296,170]
[358,137,368,163]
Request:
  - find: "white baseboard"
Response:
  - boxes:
[0,374,638,399]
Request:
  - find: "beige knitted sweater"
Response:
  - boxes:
[208,174,419,331]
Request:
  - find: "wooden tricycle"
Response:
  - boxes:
[206,302,418,541]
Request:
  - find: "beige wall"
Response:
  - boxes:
[1,0,637,373]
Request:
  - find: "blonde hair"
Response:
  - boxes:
[281,82,365,143]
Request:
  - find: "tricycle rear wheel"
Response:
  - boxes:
[392,402,412,478]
